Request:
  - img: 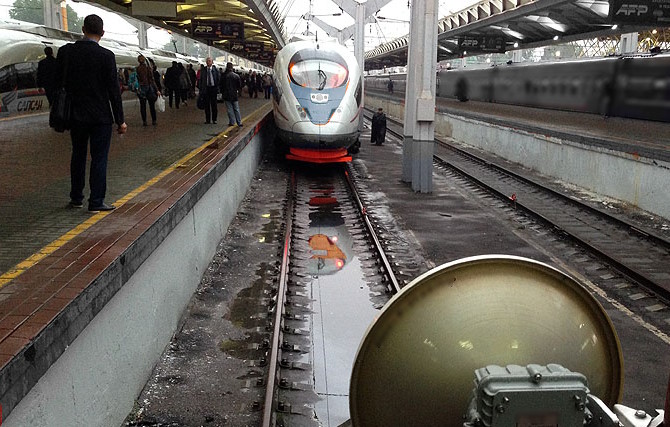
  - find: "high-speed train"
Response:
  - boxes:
[272,37,363,163]
[365,53,670,123]
[0,22,201,118]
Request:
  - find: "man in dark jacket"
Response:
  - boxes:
[371,107,387,145]
[37,46,59,106]
[164,61,180,108]
[198,57,219,124]
[221,63,242,127]
[57,14,126,212]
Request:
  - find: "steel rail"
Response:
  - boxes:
[365,109,669,302]
[261,171,296,427]
[344,159,402,294]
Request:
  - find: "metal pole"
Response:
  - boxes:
[409,0,438,193]
[137,21,149,49]
[355,2,365,133]
[402,2,419,183]
[43,0,60,29]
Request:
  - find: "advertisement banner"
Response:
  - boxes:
[608,0,670,24]
[457,35,506,53]
[191,20,244,40]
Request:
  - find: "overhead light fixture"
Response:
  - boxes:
[652,29,658,34]
[553,35,559,40]
[513,42,519,48]
[611,24,618,30]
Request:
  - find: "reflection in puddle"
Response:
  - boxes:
[298,180,382,426]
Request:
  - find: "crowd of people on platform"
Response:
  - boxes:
[114,60,275,126]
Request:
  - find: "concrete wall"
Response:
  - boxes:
[4,127,267,427]
[366,94,670,221]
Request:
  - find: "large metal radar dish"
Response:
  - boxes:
[350,255,623,427]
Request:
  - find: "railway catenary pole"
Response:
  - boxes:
[404,0,438,193]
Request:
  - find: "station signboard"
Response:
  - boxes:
[191,20,244,40]
[457,35,506,53]
[609,0,670,24]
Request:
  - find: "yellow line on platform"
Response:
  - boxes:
[0,113,254,289]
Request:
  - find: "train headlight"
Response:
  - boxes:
[295,104,308,119]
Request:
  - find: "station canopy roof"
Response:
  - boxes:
[94,0,286,64]
[364,0,654,70]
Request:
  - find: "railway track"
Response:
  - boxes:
[365,109,670,310]
[261,165,401,426]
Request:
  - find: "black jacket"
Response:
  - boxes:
[221,70,241,102]
[37,55,58,91]
[199,65,220,91]
[56,39,124,125]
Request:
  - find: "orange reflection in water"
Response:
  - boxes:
[309,234,346,266]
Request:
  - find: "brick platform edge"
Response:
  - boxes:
[0,105,274,421]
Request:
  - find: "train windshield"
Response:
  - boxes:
[290,60,348,90]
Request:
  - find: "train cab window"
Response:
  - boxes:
[289,60,348,90]
[15,62,38,90]
[0,65,18,93]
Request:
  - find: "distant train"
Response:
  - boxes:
[0,22,207,118]
[365,54,670,122]
[272,38,363,163]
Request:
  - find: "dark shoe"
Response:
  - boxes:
[142,122,148,126]
[89,203,115,212]
[152,121,157,126]
[69,200,83,208]
[238,124,243,127]
[228,123,235,126]
[204,121,210,124]
[213,121,217,124]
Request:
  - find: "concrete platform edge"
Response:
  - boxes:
[1,112,274,426]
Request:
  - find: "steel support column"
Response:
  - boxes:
[406,0,438,193]
[401,1,419,182]
[620,32,639,54]
[43,0,62,30]
[355,2,365,133]
[137,21,149,49]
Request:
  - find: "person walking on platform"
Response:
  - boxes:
[135,55,160,126]
[178,63,190,106]
[262,73,272,99]
[165,61,180,108]
[149,58,162,93]
[248,71,257,98]
[199,57,219,124]
[221,62,243,127]
[37,46,59,106]
[370,107,387,146]
[56,14,127,212]
[187,63,197,99]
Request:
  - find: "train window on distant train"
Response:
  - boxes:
[14,62,37,91]
[0,65,17,94]
[290,60,348,90]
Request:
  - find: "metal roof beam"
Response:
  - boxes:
[246,0,286,47]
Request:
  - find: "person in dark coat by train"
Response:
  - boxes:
[37,46,59,106]
[370,107,387,146]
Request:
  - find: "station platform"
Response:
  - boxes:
[367,88,670,163]
[0,90,668,425]
[0,95,272,421]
